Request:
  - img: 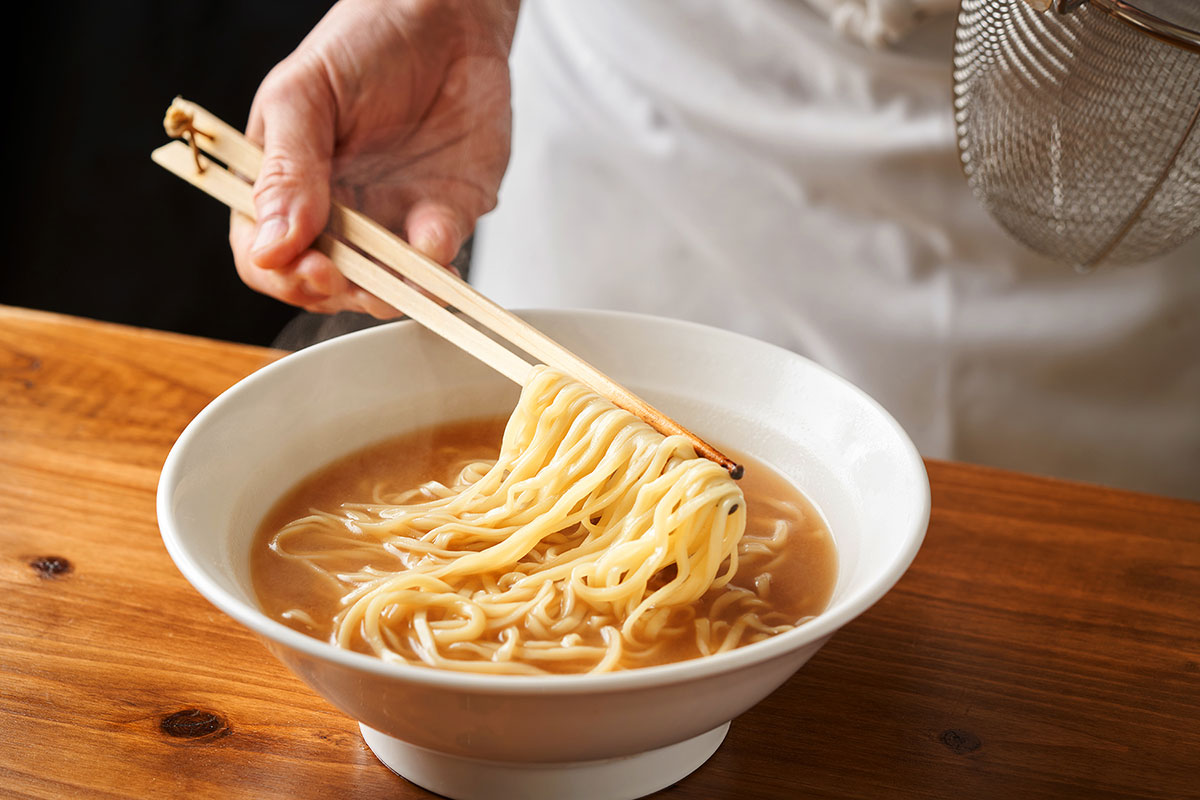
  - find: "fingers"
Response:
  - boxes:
[230,57,402,319]
[225,0,508,321]
[230,210,402,319]
[244,59,337,273]
[351,288,404,320]
[405,199,470,268]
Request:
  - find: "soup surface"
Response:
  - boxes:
[252,416,837,673]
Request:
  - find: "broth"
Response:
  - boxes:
[251,416,837,673]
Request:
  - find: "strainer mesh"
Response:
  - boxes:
[953,0,1200,266]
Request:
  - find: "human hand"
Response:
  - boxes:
[229,0,518,317]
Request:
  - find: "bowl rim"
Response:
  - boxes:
[157,308,930,695]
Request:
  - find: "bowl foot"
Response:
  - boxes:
[360,721,731,800]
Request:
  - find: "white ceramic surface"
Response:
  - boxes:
[157,310,930,800]
[360,721,731,800]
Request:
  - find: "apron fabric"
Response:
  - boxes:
[470,0,1200,500]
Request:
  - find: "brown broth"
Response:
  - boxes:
[251,416,837,671]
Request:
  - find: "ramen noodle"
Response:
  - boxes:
[253,366,835,674]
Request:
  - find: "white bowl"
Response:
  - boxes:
[157,309,929,800]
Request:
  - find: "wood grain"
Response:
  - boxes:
[1,305,1197,799]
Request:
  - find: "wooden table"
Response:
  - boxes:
[1,305,1197,799]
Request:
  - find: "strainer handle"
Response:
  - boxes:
[1024,0,1200,53]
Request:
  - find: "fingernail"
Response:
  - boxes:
[252,216,288,254]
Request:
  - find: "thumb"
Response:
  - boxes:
[248,73,336,271]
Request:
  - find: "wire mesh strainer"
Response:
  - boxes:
[953,0,1200,268]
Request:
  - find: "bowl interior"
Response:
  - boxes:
[159,309,929,681]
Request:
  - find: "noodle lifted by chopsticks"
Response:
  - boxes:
[272,366,770,674]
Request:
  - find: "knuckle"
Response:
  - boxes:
[255,158,306,197]
[258,58,305,104]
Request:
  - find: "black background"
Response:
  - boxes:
[4,1,336,346]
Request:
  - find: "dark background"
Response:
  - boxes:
[4,1,336,346]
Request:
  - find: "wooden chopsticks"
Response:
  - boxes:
[152,97,743,479]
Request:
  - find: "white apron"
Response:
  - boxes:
[470,0,1200,500]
